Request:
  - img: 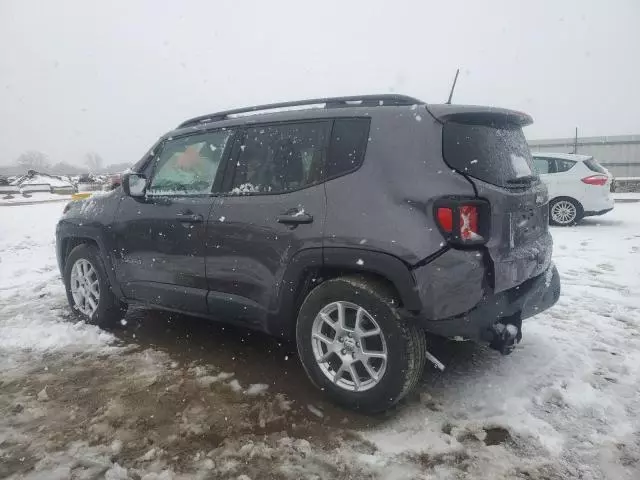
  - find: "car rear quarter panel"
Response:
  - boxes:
[323,107,476,265]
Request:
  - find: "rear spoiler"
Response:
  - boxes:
[426,104,533,127]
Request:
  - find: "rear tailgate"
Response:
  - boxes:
[474,178,552,292]
[432,105,553,293]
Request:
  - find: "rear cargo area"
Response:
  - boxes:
[436,108,553,292]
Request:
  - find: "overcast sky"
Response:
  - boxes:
[1,0,638,167]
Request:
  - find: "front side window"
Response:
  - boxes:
[231,122,330,194]
[148,130,232,195]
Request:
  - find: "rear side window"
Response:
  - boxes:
[231,122,330,194]
[584,158,608,174]
[443,123,535,188]
[533,157,553,174]
[327,118,370,178]
[555,159,576,172]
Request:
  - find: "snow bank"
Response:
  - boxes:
[11,172,74,188]
[0,203,116,376]
[0,192,72,205]
[365,204,640,478]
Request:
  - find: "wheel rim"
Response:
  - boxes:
[551,200,577,224]
[70,258,100,316]
[311,301,387,392]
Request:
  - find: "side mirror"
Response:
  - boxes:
[123,173,147,197]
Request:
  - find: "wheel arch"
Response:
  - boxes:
[59,231,124,299]
[61,237,99,269]
[549,196,584,223]
[268,247,421,339]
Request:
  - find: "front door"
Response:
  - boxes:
[112,128,235,313]
[204,121,330,331]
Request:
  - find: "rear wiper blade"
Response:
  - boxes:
[506,175,537,185]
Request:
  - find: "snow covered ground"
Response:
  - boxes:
[613,192,640,202]
[0,192,72,206]
[1,202,639,479]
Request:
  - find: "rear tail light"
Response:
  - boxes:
[436,207,453,233]
[581,175,608,186]
[434,198,489,247]
[460,205,479,241]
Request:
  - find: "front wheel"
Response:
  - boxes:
[296,275,426,413]
[550,198,582,226]
[63,244,126,328]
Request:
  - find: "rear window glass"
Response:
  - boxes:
[327,118,370,178]
[555,159,576,172]
[584,158,608,174]
[443,123,535,187]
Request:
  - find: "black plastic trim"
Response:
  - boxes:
[322,247,422,311]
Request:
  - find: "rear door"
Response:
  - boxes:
[204,121,330,331]
[442,121,552,293]
[112,129,234,313]
[549,157,582,200]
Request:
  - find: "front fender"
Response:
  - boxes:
[56,192,124,299]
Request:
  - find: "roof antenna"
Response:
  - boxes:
[446,68,460,104]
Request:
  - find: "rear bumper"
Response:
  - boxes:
[416,263,560,342]
[584,207,614,217]
[581,194,614,215]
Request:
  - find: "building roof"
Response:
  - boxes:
[10,171,73,187]
[528,134,640,147]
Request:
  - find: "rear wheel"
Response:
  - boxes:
[296,275,426,413]
[550,198,582,226]
[63,244,125,328]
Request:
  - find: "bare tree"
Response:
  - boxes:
[84,152,104,172]
[16,150,50,171]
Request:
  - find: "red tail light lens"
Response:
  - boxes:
[436,207,453,233]
[581,175,608,186]
[434,198,489,247]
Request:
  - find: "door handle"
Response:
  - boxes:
[277,211,313,225]
[175,212,203,223]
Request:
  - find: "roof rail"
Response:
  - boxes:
[177,94,423,129]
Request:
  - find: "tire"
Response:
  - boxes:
[296,275,426,413]
[549,197,583,226]
[63,243,126,329]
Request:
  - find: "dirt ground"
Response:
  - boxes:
[0,307,427,479]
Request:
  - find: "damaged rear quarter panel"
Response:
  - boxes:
[413,248,486,320]
[323,108,476,265]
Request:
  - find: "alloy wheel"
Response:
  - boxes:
[70,258,100,316]
[311,301,387,392]
[551,200,577,225]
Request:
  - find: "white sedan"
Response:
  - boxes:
[531,152,614,226]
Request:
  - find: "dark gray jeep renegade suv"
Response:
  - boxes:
[56,94,560,412]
